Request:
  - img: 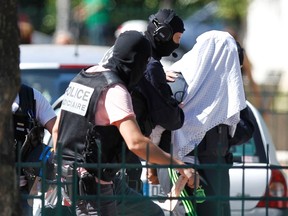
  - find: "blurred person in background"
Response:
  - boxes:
[53,30,75,45]
[18,14,34,44]
[74,0,110,45]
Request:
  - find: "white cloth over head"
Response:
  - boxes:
[170,30,247,160]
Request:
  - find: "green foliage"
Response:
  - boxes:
[41,0,56,34]
[217,0,248,26]
[19,0,248,37]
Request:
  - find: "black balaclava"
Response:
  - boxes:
[146,9,185,58]
[103,31,151,90]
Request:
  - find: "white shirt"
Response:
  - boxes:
[12,87,56,187]
[12,87,56,127]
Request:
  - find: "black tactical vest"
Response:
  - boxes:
[13,84,36,160]
[57,69,126,181]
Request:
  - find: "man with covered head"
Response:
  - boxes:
[158,30,247,216]
[52,30,197,215]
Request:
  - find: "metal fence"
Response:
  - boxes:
[17,157,288,216]
[16,89,288,216]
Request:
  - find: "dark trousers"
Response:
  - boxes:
[114,174,165,216]
[194,124,231,216]
[125,152,143,193]
[75,174,164,216]
[158,125,231,216]
[76,175,116,216]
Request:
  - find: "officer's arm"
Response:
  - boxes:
[45,117,56,134]
[113,115,196,186]
[52,114,61,151]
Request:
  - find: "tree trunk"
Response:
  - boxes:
[0,0,21,215]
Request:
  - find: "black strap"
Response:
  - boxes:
[90,71,123,124]
[19,84,36,119]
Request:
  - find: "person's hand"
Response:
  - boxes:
[177,167,199,189]
[187,171,200,189]
[165,71,178,82]
[157,175,188,211]
[170,175,188,197]
[147,168,159,184]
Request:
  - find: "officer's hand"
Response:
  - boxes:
[165,71,178,82]
[147,168,159,184]
[178,167,199,189]
[187,171,200,189]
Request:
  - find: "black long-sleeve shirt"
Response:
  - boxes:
[131,57,184,136]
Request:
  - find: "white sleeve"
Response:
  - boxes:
[33,88,56,126]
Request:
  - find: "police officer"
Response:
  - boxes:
[13,84,56,216]
[52,31,197,216]
[127,8,186,191]
[134,8,185,139]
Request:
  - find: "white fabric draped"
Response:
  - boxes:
[170,30,247,160]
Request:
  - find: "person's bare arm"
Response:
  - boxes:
[115,116,172,163]
[44,117,56,134]
[51,113,198,187]
[52,114,61,151]
[114,116,198,187]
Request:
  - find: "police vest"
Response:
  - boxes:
[13,85,36,158]
[13,84,36,143]
[58,69,126,181]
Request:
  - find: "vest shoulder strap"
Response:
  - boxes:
[102,70,124,86]
[19,84,35,118]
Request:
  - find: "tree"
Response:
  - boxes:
[0,0,21,215]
